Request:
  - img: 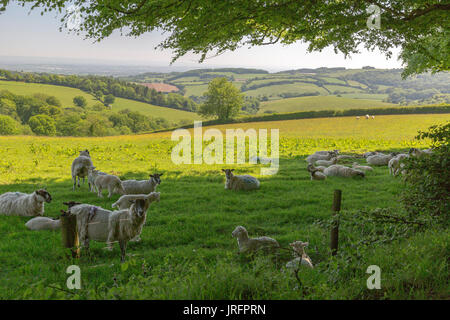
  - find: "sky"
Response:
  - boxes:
[0,2,403,71]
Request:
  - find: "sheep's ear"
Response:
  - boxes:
[221,169,226,172]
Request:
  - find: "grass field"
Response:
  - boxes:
[0,80,200,123]
[259,96,396,114]
[0,114,448,299]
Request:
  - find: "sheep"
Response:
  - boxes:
[232,226,279,253]
[222,169,260,191]
[306,151,337,164]
[0,189,52,216]
[352,162,373,172]
[366,153,396,166]
[365,114,370,119]
[362,151,379,158]
[69,198,153,262]
[372,115,375,119]
[94,174,125,198]
[307,164,326,181]
[71,149,94,190]
[122,173,163,195]
[315,157,338,167]
[388,154,409,176]
[285,241,314,269]
[324,165,365,178]
[356,116,360,120]
[313,150,339,156]
[25,216,61,231]
[336,155,354,161]
[409,148,433,157]
[87,166,106,192]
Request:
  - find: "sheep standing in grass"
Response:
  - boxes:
[94,174,125,198]
[307,164,326,181]
[232,226,279,253]
[69,198,153,262]
[315,157,337,167]
[25,216,61,231]
[122,173,163,195]
[71,150,94,190]
[222,169,260,191]
[0,189,52,216]
[324,165,365,178]
[87,167,107,192]
[352,162,374,172]
[286,241,314,269]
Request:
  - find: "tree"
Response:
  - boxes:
[73,96,87,108]
[104,94,115,106]
[0,114,20,135]
[28,114,56,136]
[198,78,243,120]
[1,1,448,77]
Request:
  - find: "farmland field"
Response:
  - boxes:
[0,114,448,299]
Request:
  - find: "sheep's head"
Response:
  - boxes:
[35,189,52,203]
[63,201,81,208]
[147,192,160,203]
[131,198,150,218]
[232,226,248,238]
[79,149,90,157]
[150,173,163,185]
[222,169,235,180]
[290,241,309,255]
[328,150,338,158]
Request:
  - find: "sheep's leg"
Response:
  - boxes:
[119,241,127,262]
[107,186,112,198]
[106,231,114,251]
[72,175,76,191]
[77,176,81,188]
[97,186,103,198]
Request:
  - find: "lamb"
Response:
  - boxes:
[112,192,160,210]
[352,162,374,172]
[25,216,61,231]
[324,165,365,178]
[69,198,153,262]
[122,173,163,195]
[388,154,409,176]
[71,150,94,190]
[94,174,125,198]
[222,169,260,191]
[315,157,338,167]
[306,151,337,164]
[0,189,52,216]
[307,164,326,180]
[285,241,314,269]
[232,226,279,253]
[366,153,396,166]
[87,166,107,192]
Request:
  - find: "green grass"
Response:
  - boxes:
[0,80,200,123]
[244,83,328,98]
[260,96,396,113]
[0,114,448,299]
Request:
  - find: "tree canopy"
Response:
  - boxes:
[199,78,243,120]
[1,1,448,77]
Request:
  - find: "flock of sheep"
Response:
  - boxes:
[0,146,433,265]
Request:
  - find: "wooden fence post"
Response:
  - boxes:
[330,189,342,256]
[60,210,80,258]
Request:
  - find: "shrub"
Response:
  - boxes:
[28,114,56,136]
[0,114,20,135]
[73,96,87,108]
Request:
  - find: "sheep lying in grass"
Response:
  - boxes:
[314,150,339,156]
[71,150,94,190]
[315,157,338,167]
[352,162,374,172]
[324,165,365,178]
[362,151,379,158]
[307,164,326,181]
[366,153,396,166]
[409,148,433,157]
[94,174,125,198]
[122,173,163,195]
[286,241,314,269]
[222,169,260,191]
[306,151,337,164]
[87,167,106,192]
[69,198,153,262]
[232,226,279,253]
[25,216,61,231]
[0,189,52,216]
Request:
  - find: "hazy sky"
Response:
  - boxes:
[0,2,403,71]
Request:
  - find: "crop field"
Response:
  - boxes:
[0,114,448,299]
[259,96,396,114]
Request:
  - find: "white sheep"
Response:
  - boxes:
[409,148,433,157]
[122,173,163,195]
[0,189,52,216]
[366,153,396,166]
[222,169,260,191]
[313,150,339,156]
[25,216,61,231]
[336,155,354,161]
[352,162,374,171]
[388,154,409,176]
[285,241,314,269]
[362,151,379,158]
[69,198,153,261]
[315,157,338,167]
[94,174,125,198]
[324,165,365,178]
[307,164,326,180]
[232,226,279,253]
[71,150,94,190]
[306,151,338,164]
[87,166,106,192]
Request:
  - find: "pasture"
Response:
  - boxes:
[0,114,448,299]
